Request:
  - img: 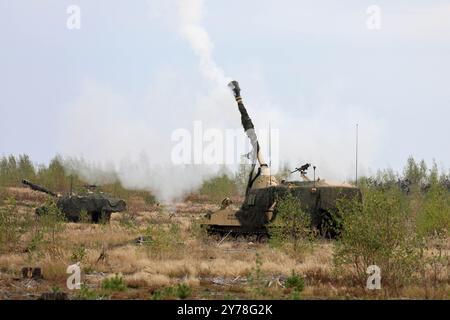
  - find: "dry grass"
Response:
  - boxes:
[0,187,448,300]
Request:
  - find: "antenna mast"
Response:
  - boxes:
[355,123,359,186]
[269,122,272,186]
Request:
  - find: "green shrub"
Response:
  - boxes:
[268,193,311,253]
[223,293,236,300]
[0,197,33,252]
[37,198,66,245]
[417,185,450,236]
[285,270,304,292]
[199,174,237,202]
[143,223,183,258]
[71,245,87,263]
[151,290,163,300]
[25,200,65,254]
[26,230,44,254]
[152,286,177,300]
[101,274,126,292]
[334,186,423,289]
[247,252,267,299]
[79,209,90,223]
[284,270,305,300]
[0,187,6,203]
[75,284,101,300]
[37,156,67,192]
[176,283,192,299]
[142,192,156,205]
[190,219,208,242]
[118,212,138,229]
[289,289,302,300]
[151,284,191,300]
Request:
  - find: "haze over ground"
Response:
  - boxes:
[1,0,449,200]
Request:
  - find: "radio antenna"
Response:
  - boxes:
[355,123,359,186]
[269,122,272,186]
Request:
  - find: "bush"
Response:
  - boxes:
[71,245,87,263]
[101,274,126,292]
[79,209,90,223]
[417,184,450,236]
[143,223,183,258]
[37,156,67,192]
[75,284,102,300]
[37,198,66,245]
[268,193,311,253]
[247,252,267,299]
[118,212,138,229]
[334,186,423,289]
[0,187,6,203]
[199,174,237,202]
[0,197,33,252]
[25,200,65,254]
[190,219,208,242]
[152,286,176,300]
[151,283,192,300]
[176,283,192,299]
[285,270,305,292]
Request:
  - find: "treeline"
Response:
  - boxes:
[359,157,450,193]
[266,157,449,292]
[0,154,155,203]
[1,154,449,203]
[197,157,450,200]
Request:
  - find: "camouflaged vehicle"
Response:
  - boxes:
[200,81,361,241]
[22,179,127,223]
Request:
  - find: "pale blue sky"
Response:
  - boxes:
[1,0,450,179]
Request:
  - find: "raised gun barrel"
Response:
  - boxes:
[228,81,277,189]
[228,81,268,171]
[22,179,58,197]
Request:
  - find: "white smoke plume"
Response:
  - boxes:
[57,0,383,202]
[57,0,238,202]
[178,0,231,86]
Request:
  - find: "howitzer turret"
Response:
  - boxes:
[22,179,127,223]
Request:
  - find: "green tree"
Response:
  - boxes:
[37,198,66,245]
[334,186,423,289]
[0,197,33,252]
[404,156,427,187]
[37,156,67,192]
[200,174,237,202]
[18,154,36,181]
[417,184,450,236]
[269,192,311,253]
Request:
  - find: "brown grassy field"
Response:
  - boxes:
[0,187,448,300]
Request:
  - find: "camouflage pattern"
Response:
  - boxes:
[201,180,361,238]
[23,179,126,222]
[200,80,362,239]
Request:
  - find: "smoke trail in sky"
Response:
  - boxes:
[178,0,231,86]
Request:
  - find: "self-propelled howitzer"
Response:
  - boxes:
[200,81,361,240]
[22,179,127,223]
